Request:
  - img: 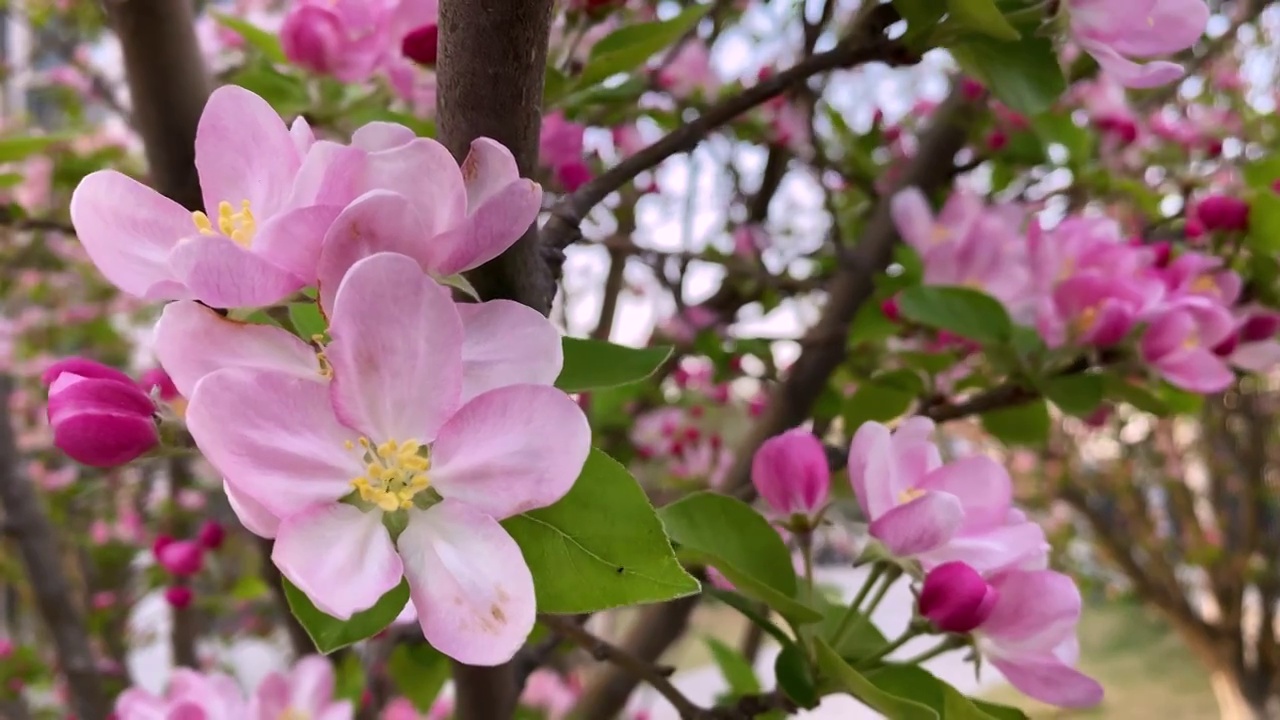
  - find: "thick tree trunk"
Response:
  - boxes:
[1211,670,1274,720]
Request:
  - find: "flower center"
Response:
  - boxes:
[192,200,257,249]
[278,710,309,720]
[930,224,950,245]
[1075,305,1099,333]
[898,487,926,505]
[347,437,431,512]
[1190,275,1218,296]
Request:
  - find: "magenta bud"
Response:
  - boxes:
[1148,241,1172,268]
[1184,218,1205,239]
[46,369,158,468]
[1241,312,1280,342]
[1083,404,1112,428]
[986,130,1008,152]
[401,23,439,67]
[197,520,226,550]
[152,533,174,557]
[881,296,901,322]
[918,561,999,633]
[960,77,985,101]
[1195,194,1250,233]
[1213,331,1241,357]
[555,161,592,192]
[164,585,194,610]
[156,540,204,577]
[41,357,134,387]
[751,429,830,518]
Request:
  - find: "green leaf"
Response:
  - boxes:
[971,699,1031,720]
[705,637,761,696]
[868,665,1011,720]
[1248,192,1280,253]
[980,398,1051,446]
[556,337,672,392]
[282,578,409,653]
[1244,156,1280,190]
[0,135,68,164]
[1103,374,1169,415]
[774,642,820,708]
[660,492,822,623]
[544,65,572,106]
[842,369,924,431]
[946,0,1020,40]
[1041,373,1104,417]
[890,0,947,48]
[503,449,699,613]
[1157,382,1204,415]
[387,643,451,712]
[577,5,711,89]
[949,30,1066,116]
[818,597,887,663]
[897,286,1013,344]
[706,588,792,646]
[212,12,286,63]
[288,302,326,340]
[813,639,940,719]
[333,651,365,704]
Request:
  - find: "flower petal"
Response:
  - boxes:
[917,455,1012,532]
[868,491,963,557]
[457,300,563,403]
[352,122,417,152]
[315,191,431,316]
[224,479,280,539]
[154,301,321,398]
[168,236,305,309]
[983,569,1082,648]
[429,384,590,519]
[460,138,521,210]
[273,503,404,620]
[287,655,337,712]
[69,171,193,300]
[196,85,301,216]
[399,501,536,666]
[251,205,343,283]
[286,141,367,210]
[363,138,466,232]
[919,520,1049,576]
[989,657,1104,709]
[848,422,898,519]
[425,179,541,275]
[327,253,463,440]
[186,368,358,518]
[1157,349,1235,393]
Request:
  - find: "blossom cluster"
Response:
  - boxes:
[66,86,593,668]
[891,186,1280,394]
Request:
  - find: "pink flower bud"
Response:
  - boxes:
[1213,331,1241,357]
[156,539,203,577]
[0,639,13,659]
[751,429,830,517]
[401,23,439,66]
[1184,218,1205,239]
[1241,312,1280,342]
[197,520,225,550]
[555,161,592,192]
[45,362,157,468]
[280,5,345,75]
[960,77,985,101]
[986,130,1008,151]
[918,561,999,633]
[164,585,194,609]
[152,534,174,556]
[1195,195,1250,232]
[881,296,901,322]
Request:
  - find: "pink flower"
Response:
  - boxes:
[198,520,226,550]
[115,669,246,719]
[1067,0,1209,88]
[1194,194,1250,232]
[1229,308,1280,372]
[280,0,390,82]
[732,225,768,259]
[165,585,195,609]
[156,539,204,577]
[612,123,646,158]
[314,131,542,314]
[975,569,1103,708]
[400,23,439,66]
[71,85,360,308]
[43,358,158,468]
[520,670,579,720]
[540,111,586,170]
[654,41,718,98]
[1040,273,1151,348]
[918,561,999,633]
[249,655,353,720]
[184,253,590,665]
[751,429,829,518]
[138,367,180,401]
[384,696,452,720]
[1141,303,1236,393]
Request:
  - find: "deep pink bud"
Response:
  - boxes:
[881,296,901,322]
[1271,179,1280,195]
[280,5,344,75]
[1241,312,1280,342]
[986,130,1008,151]
[164,585,194,610]
[918,561,999,633]
[197,520,225,550]
[960,77,985,101]
[0,639,13,659]
[555,161,592,192]
[1184,218,1205,239]
[152,534,174,557]
[1213,331,1241,357]
[1195,195,1250,232]
[751,429,830,517]
[401,23,439,66]
[1083,404,1112,428]
[41,357,134,387]
[1149,241,1172,268]
[137,368,179,401]
[156,540,204,577]
[46,370,158,468]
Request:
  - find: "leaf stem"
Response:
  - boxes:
[830,563,899,649]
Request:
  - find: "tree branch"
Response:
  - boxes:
[542,1,909,251]
[0,376,107,720]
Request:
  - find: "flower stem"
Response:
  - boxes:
[857,627,922,668]
[830,563,899,649]
[897,636,968,667]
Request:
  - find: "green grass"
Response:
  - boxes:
[982,599,1218,719]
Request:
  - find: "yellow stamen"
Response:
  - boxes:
[898,487,926,505]
[279,710,310,720]
[930,224,950,245]
[192,199,257,248]
[348,437,432,511]
[1075,305,1099,334]
[1190,275,1218,296]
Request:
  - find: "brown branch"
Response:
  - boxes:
[0,376,107,720]
[542,1,909,251]
[103,0,212,210]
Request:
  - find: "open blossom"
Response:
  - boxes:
[249,655,353,720]
[71,85,360,308]
[1067,0,1209,88]
[184,253,590,665]
[1141,302,1236,393]
[975,569,1104,708]
[116,669,246,719]
[280,0,390,82]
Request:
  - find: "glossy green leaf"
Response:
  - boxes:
[659,492,796,597]
[1248,192,1280,253]
[706,588,793,646]
[282,578,409,653]
[333,651,365,704]
[288,302,326,340]
[0,135,69,164]
[387,643,451,712]
[950,30,1066,116]
[556,337,672,392]
[814,639,940,719]
[212,12,286,63]
[1041,373,1104,417]
[842,369,924,431]
[947,0,1019,40]
[980,399,1051,446]
[706,637,761,696]
[818,597,888,663]
[868,665,1014,719]
[1103,374,1170,415]
[577,5,711,89]
[898,286,1013,344]
[775,642,820,708]
[503,449,700,613]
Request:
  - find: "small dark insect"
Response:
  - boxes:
[615,566,625,574]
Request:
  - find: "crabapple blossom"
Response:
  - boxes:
[1067,0,1209,88]
[43,358,159,468]
[918,561,998,633]
[751,429,830,520]
[280,0,390,82]
[115,669,246,719]
[248,654,353,720]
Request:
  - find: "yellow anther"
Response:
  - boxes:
[347,436,432,511]
[898,487,927,505]
[1076,305,1099,333]
[930,224,950,245]
[1191,275,1218,295]
[193,199,257,248]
